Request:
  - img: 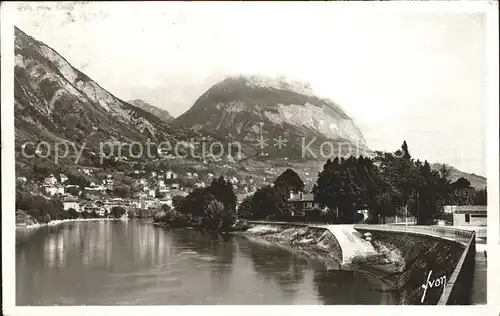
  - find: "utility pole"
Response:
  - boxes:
[405,204,408,227]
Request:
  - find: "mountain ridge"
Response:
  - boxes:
[14,26,248,169]
[431,163,486,190]
[173,75,368,160]
[128,99,174,123]
[13,26,486,191]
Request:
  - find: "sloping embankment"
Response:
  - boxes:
[241,223,475,305]
[242,224,344,268]
[354,225,474,305]
[241,223,385,268]
[321,225,379,264]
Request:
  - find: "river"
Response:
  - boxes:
[16,220,399,305]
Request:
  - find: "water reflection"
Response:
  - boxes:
[244,240,307,300]
[16,221,398,305]
[313,269,400,305]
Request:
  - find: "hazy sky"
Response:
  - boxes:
[14,2,487,175]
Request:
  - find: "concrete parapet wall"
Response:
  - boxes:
[354,224,475,305]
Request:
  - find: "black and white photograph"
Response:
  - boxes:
[1,1,499,313]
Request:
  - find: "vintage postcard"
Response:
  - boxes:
[1,1,499,316]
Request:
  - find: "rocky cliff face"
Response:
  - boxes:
[128,99,174,123]
[174,75,367,153]
[14,26,171,148]
[14,26,249,169]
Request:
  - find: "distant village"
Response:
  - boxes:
[15,167,278,217]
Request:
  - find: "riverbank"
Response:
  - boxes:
[237,224,401,289]
[16,217,128,229]
[238,225,393,266]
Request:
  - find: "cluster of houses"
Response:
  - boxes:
[62,197,132,217]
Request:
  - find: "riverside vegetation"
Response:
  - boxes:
[236,141,486,225]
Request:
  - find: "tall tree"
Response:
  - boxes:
[313,156,384,223]
[473,188,487,205]
[247,185,281,220]
[274,169,305,193]
[401,140,411,159]
[412,160,444,224]
[207,176,237,213]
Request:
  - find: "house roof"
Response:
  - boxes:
[236,192,254,202]
[288,193,315,202]
[446,205,487,213]
[63,199,79,203]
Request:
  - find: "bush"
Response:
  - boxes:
[154,205,187,228]
[110,206,126,218]
[353,212,364,223]
[172,195,185,210]
[67,208,80,219]
[80,211,92,219]
[202,199,236,232]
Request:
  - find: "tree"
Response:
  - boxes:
[412,161,444,224]
[473,188,487,205]
[238,196,252,219]
[67,173,90,189]
[202,199,234,232]
[172,195,185,210]
[113,185,131,198]
[401,140,411,159]
[452,177,472,190]
[110,206,126,218]
[154,204,187,227]
[178,189,214,219]
[207,176,237,213]
[374,145,420,221]
[67,208,79,219]
[313,157,377,223]
[447,177,474,205]
[246,185,281,220]
[274,169,305,193]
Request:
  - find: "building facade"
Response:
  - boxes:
[450,205,487,226]
[287,191,320,216]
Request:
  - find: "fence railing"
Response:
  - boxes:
[382,216,417,224]
[354,223,477,305]
[437,230,476,305]
[353,224,475,245]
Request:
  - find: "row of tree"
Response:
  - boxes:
[313,141,487,224]
[237,141,487,225]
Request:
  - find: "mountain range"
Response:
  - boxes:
[173,75,371,160]
[13,26,486,189]
[431,163,486,190]
[14,26,241,166]
[128,99,174,123]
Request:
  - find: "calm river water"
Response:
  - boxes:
[16,220,399,305]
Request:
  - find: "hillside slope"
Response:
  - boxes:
[173,75,370,160]
[14,26,247,171]
[431,163,486,190]
[128,99,174,123]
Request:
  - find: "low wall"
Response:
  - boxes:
[354,224,475,305]
[247,221,475,305]
[246,221,344,267]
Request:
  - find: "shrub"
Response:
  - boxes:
[154,206,187,228]
[110,206,126,218]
